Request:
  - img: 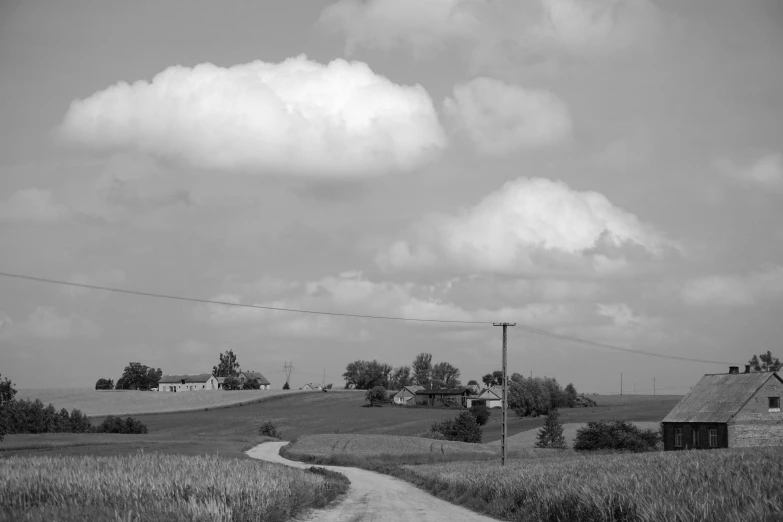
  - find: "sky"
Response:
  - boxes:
[1,0,782,393]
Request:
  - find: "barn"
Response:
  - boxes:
[393,385,423,405]
[661,365,783,450]
[414,387,472,407]
[158,374,219,392]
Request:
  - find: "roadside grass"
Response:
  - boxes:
[399,448,783,522]
[0,452,349,522]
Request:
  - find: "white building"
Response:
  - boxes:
[158,374,219,392]
[466,386,504,408]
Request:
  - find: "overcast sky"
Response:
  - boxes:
[1,0,782,392]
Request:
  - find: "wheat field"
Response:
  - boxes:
[286,433,497,458]
[0,452,348,522]
[403,447,783,522]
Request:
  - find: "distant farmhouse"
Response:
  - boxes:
[237,371,271,390]
[392,385,423,405]
[158,374,219,392]
[467,386,505,409]
[415,387,472,407]
[662,365,783,450]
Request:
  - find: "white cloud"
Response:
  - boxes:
[320,0,661,64]
[443,77,572,155]
[0,189,71,222]
[58,55,447,178]
[378,177,672,276]
[681,267,783,308]
[715,152,783,191]
[60,269,126,298]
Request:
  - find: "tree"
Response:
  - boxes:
[469,404,491,426]
[432,411,482,443]
[0,374,17,404]
[412,353,433,389]
[467,379,478,386]
[243,378,261,390]
[343,360,392,390]
[116,363,161,390]
[389,366,412,390]
[564,383,578,408]
[749,351,782,372]
[95,378,114,390]
[482,370,504,388]
[508,374,552,417]
[213,350,241,377]
[573,420,660,452]
[282,381,290,390]
[326,383,333,390]
[365,386,387,407]
[222,375,241,390]
[535,408,566,449]
[432,361,462,388]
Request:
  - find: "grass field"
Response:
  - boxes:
[287,434,497,458]
[16,388,308,417]
[0,452,349,522]
[488,421,661,449]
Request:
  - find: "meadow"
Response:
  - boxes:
[0,452,349,522]
[286,433,497,458]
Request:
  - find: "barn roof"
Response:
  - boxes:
[662,371,782,423]
[159,373,214,384]
[240,371,271,385]
[414,387,470,395]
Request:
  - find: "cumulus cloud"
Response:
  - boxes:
[715,152,783,191]
[681,267,783,307]
[378,177,672,276]
[320,0,661,64]
[443,77,572,155]
[0,189,71,223]
[58,55,446,178]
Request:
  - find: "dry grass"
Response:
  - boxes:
[286,433,497,459]
[402,448,783,522]
[0,451,349,522]
[487,422,661,449]
[16,388,309,417]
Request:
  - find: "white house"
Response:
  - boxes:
[158,374,219,392]
[466,386,504,408]
[393,385,423,405]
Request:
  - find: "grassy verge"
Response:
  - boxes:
[0,451,349,522]
[281,437,783,522]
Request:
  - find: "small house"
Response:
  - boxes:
[467,387,504,408]
[300,383,315,391]
[393,385,423,405]
[661,366,783,450]
[237,371,271,390]
[158,374,219,392]
[414,387,472,407]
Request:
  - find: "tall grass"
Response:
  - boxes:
[403,448,783,522]
[0,452,348,522]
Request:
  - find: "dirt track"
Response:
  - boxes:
[247,442,497,522]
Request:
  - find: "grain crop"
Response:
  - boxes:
[403,447,783,522]
[286,433,497,458]
[0,451,348,522]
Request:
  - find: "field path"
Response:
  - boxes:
[247,442,497,522]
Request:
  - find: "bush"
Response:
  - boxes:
[431,411,483,443]
[469,404,491,426]
[95,378,114,390]
[95,416,147,434]
[222,375,241,390]
[364,386,387,407]
[573,420,660,452]
[243,377,261,390]
[259,421,281,439]
[283,381,290,390]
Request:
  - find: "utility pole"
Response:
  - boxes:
[494,322,516,467]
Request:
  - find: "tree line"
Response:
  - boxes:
[343,353,463,390]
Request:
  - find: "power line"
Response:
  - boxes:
[0,270,738,365]
[0,271,492,325]
[510,323,734,365]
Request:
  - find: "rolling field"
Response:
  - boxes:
[16,388,307,417]
[0,452,349,522]
[1,391,681,459]
[287,433,497,459]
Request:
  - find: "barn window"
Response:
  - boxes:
[709,429,717,447]
[674,428,683,447]
[770,397,781,413]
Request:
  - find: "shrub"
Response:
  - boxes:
[222,375,241,390]
[94,378,114,390]
[573,419,660,452]
[468,404,491,426]
[243,377,261,390]
[283,381,291,390]
[95,416,147,434]
[535,408,566,449]
[364,386,387,407]
[432,411,482,443]
[259,421,281,439]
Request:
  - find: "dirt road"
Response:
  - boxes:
[247,442,497,522]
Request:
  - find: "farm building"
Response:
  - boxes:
[237,371,271,390]
[393,385,424,405]
[467,386,504,408]
[300,383,315,391]
[158,374,219,392]
[661,366,783,450]
[415,387,472,407]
